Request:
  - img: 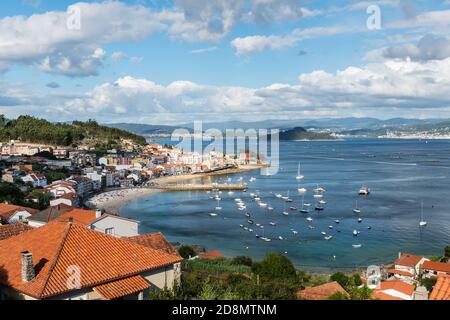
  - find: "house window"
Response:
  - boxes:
[105,228,115,235]
[18,215,23,221]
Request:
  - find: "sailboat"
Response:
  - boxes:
[215,198,222,211]
[282,201,289,216]
[353,201,361,214]
[296,162,304,180]
[300,196,310,213]
[419,201,427,227]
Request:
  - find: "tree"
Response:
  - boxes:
[198,278,219,300]
[178,246,196,259]
[327,292,349,300]
[350,273,363,287]
[252,253,297,280]
[420,278,437,292]
[348,286,373,300]
[330,272,350,289]
[231,256,253,267]
[445,246,450,259]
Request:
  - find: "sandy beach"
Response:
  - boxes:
[86,164,268,214]
[86,188,162,214]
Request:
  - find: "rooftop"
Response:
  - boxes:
[422,261,450,273]
[29,204,74,223]
[0,204,38,222]
[377,280,415,297]
[0,223,34,241]
[429,275,450,300]
[127,232,177,256]
[395,253,424,267]
[297,281,348,300]
[0,221,183,299]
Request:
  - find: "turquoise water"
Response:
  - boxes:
[120,139,450,271]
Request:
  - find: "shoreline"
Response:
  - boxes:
[86,164,267,214]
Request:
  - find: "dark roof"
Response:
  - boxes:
[127,233,178,255]
[0,223,34,241]
[29,204,74,223]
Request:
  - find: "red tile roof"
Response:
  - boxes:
[387,269,414,277]
[395,253,424,267]
[373,291,404,300]
[429,275,450,300]
[0,223,34,241]
[55,208,98,225]
[297,281,348,300]
[94,275,150,300]
[378,280,414,296]
[0,221,183,299]
[199,251,224,260]
[127,233,178,256]
[422,261,450,273]
[0,204,37,221]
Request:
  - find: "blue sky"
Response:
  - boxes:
[0,0,450,124]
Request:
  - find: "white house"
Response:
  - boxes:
[0,204,37,224]
[21,173,48,188]
[394,253,429,279]
[89,214,140,237]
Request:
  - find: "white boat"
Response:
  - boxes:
[209,213,218,217]
[419,201,427,227]
[358,218,363,223]
[314,185,326,193]
[238,207,246,211]
[282,212,289,217]
[319,200,327,205]
[335,220,340,224]
[278,236,284,241]
[275,194,283,198]
[359,186,370,196]
[250,177,257,182]
[254,197,261,202]
[324,236,333,241]
[235,198,242,202]
[313,194,324,199]
[321,232,327,236]
[215,207,223,211]
[239,224,244,228]
[269,222,277,226]
[328,225,333,229]
[306,217,313,222]
[298,188,307,193]
[228,191,234,196]
[292,230,298,235]
[259,203,268,208]
[296,163,305,180]
[250,193,256,198]
[353,201,361,214]
[308,225,315,230]
[267,206,274,211]
[352,244,362,249]
[353,230,359,236]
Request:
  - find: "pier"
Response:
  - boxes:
[156,184,248,191]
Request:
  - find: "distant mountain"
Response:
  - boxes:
[279,127,335,141]
[106,123,186,136]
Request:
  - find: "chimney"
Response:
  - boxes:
[21,251,35,282]
[398,252,402,259]
[96,210,103,219]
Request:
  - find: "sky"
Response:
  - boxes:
[0,0,450,124]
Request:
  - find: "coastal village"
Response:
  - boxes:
[0,140,449,300]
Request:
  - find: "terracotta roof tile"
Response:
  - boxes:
[94,275,150,300]
[127,233,178,256]
[387,269,414,277]
[0,222,183,299]
[422,261,450,273]
[55,208,97,225]
[395,253,424,267]
[297,281,348,300]
[373,291,404,300]
[30,204,74,224]
[0,204,37,222]
[378,280,414,296]
[0,223,34,241]
[429,275,450,300]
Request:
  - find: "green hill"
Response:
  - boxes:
[0,115,146,147]
[280,127,335,140]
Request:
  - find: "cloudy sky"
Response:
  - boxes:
[0,0,450,124]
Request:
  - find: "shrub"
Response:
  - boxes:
[178,246,196,259]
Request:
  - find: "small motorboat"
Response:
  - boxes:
[228,191,234,196]
[278,236,284,241]
[298,188,307,193]
[306,217,313,222]
[239,224,244,228]
[300,208,309,214]
[314,194,324,199]
[335,220,340,224]
[267,206,274,211]
[259,202,268,208]
[308,225,315,230]
[367,226,372,230]
[319,200,327,205]
[359,186,370,196]
[235,198,242,202]
[245,213,251,218]
[282,211,289,217]
[314,186,326,193]
[358,218,363,223]
[275,194,283,198]
[352,244,362,249]
[269,222,277,226]
[215,207,223,211]
[248,220,254,225]
[328,225,333,229]
[315,205,325,211]
[290,207,298,211]
[292,230,298,235]
[209,213,218,217]
[353,230,359,236]
[324,236,333,241]
[321,232,327,236]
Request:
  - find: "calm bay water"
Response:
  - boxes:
[120,139,450,271]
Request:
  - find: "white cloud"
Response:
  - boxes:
[0,1,162,76]
[111,51,143,63]
[231,26,355,55]
[7,57,441,123]
[188,46,218,54]
[367,35,450,62]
